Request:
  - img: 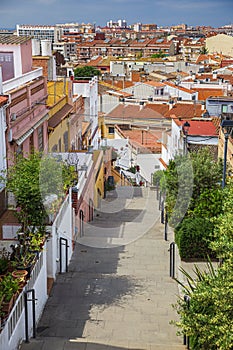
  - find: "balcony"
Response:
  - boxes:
[2,67,43,94]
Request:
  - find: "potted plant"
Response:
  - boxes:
[0,273,19,315]
[10,242,36,279]
[12,269,28,283]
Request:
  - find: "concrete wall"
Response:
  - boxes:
[47,191,74,278]
[0,249,48,350]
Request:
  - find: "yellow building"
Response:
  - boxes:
[47,80,73,152]
[92,150,105,209]
[99,114,116,140]
[206,34,233,56]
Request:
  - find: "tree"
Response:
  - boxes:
[4,152,76,234]
[74,66,101,79]
[163,148,222,224]
[200,47,209,55]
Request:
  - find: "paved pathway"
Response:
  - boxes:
[20,187,185,350]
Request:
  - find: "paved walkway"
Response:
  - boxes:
[20,186,185,350]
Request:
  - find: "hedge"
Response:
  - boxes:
[175,217,216,260]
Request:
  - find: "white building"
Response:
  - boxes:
[73,76,99,149]
[16,24,62,43]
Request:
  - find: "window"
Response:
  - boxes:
[108,127,114,134]
[222,105,228,113]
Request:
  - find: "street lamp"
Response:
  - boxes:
[221,118,233,188]
[182,121,190,155]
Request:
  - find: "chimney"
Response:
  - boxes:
[213,71,217,79]
[201,102,205,110]
[168,99,174,110]
[139,101,144,110]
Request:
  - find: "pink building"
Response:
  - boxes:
[0,35,49,165]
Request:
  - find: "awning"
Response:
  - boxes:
[14,113,48,146]
[82,121,91,136]
[48,104,73,129]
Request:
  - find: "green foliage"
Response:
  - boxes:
[40,155,77,198]
[5,152,77,233]
[175,217,215,259]
[200,47,209,55]
[173,262,233,349]
[163,155,194,227]
[0,273,19,302]
[128,166,136,174]
[74,65,101,79]
[151,50,166,58]
[192,187,223,218]
[210,180,233,261]
[172,180,233,349]
[163,148,222,226]
[6,152,47,232]
[190,148,222,203]
[152,170,164,186]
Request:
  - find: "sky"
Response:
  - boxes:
[0,0,232,29]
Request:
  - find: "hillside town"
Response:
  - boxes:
[0,18,233,350]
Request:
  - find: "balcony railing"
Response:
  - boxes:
[2,68,43,94]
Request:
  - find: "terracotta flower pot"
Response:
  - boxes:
[12,269,28,282]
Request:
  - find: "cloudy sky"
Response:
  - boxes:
[0,0,232,29]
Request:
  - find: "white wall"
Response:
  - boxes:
[0,249,48,350]
[137,154,161,183]
[47,191,74,278]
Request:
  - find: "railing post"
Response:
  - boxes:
[159,191,162,210]
[169,242,175,278]
[59,237,69,273]
[161,201,164,224]
[164,212,168,241]
[183,295,190,349]
[24,289,37,343]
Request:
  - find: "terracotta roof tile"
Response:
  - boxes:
[0,95,8,106]
[144,81,166,88]
[193,88,224,101]
[186,120,219,136]
[165,103,204,119]
[106,104,169,120]
[116,127,162,153]
[175,119,219,136]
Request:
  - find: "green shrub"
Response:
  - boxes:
[175,217,215,260]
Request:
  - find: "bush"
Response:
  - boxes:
[175,217,215,260]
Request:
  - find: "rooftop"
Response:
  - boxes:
[0,34,31,45]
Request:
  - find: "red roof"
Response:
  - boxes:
[177,119,219,136]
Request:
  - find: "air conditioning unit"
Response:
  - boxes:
[11,113,17,121]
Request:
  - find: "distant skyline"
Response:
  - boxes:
[0,0,232,29]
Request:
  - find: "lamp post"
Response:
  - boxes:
[221,118,233,188]
[182,121,190,155]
